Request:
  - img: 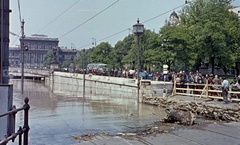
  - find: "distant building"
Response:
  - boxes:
[9,34,77,68]
[164,11,179,26]
[58,47,78,65]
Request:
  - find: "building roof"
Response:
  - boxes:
[31,34,48,37]
[20,34,59,42]
[170,11,179,19]
[59,48,78,53]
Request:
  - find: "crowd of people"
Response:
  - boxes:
[169,70,240,103]
[57,67,240,103]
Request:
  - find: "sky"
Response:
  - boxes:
[9,0,240,50]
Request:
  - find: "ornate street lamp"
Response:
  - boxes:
[133,18,144,102]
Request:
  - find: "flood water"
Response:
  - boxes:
[9,79,166,145]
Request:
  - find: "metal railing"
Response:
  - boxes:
[0,97,30,145]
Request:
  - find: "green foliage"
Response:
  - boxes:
[75,48,93,69]
[88,42,114,67]
[158,25,193,71]
[61,60,70,68]
[73,0,240,74]
[112,35,133,68]
[43,49,59,68]
[179,0,240,72]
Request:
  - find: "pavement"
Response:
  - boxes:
[73,122,240,145]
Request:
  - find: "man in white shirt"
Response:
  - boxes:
[222,77,230,103]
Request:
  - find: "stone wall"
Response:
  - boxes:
[143,97,240,122]
[47,71,173,100]
[49,72,138,98]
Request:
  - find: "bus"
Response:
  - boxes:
[87,63,108,74]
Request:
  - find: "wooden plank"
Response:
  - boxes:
[176,92,201,97]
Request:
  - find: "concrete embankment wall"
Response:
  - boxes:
[47,71,173,100]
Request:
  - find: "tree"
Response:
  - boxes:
[75,49,89,69]
[124,30,160,71]
[113,35,134,69]
[157,24,193,72]
[43,49,59,68]
[61,60,70,68]
[179,0,240,74]
[88,42,113,67]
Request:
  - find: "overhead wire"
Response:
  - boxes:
[142,4,186,24]
[10,31,21,47]
[36,0,81,34]
[79,28,129,49]
[58,0,120,39]
[10,0,22,47]
[79,2,187,49]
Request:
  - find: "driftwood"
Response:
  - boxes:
[163,106,196,126]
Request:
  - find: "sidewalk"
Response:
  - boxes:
[73,122,240,145]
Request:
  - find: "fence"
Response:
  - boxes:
[172,80,240,102]
[0,97,30,145]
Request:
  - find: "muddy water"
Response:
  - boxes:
[9,79,166,145]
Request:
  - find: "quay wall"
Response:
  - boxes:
[46,71,174,100]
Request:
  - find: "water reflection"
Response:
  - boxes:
[9,79,166,145]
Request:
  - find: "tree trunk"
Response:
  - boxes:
[211,56,215,75]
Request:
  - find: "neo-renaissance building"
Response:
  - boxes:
[9,34,77,68]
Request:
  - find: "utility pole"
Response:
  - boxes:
[21,19,25,94]
[82,49,86,100]
[0,0,10,84]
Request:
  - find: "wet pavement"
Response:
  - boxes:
[9,79,166,145]
[73,122,240,145]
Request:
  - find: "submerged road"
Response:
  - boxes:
[75,122,240,145]
[9,79,166,145]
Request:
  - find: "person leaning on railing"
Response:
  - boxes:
[231,80,240,99]
[180,75,187,93]
[196,73,204,94]
[176,74,181,93]
[188,73,195,95]
[222,77,230,104]
[212,75,221,97]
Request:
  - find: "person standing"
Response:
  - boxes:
[222,77,230,104]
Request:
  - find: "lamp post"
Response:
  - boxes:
[133,18,144,102]
[11,20,27,94]
[82,49,86,100]
[20,20,25,94]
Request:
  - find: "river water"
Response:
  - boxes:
[9,79,166,145]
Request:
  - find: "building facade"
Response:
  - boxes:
[9,34,77,68]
